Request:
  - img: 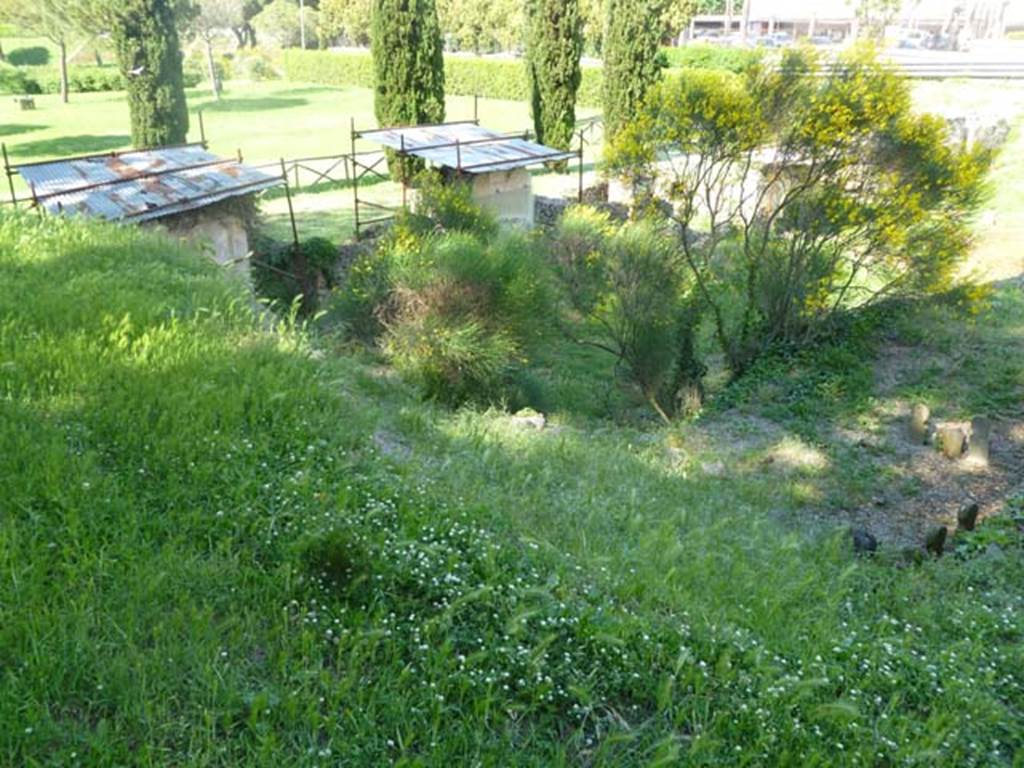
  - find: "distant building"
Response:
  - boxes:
[688,0,1023,42]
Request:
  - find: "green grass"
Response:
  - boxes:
[0,81,562,166]
[2,205,1022,764]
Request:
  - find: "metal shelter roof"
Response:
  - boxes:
[14,144,282,223]
[357,122,578,174]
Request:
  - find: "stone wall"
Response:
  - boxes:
[148,198,254,285]
[469,168,534,227]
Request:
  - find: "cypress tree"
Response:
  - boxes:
[111,0,190,148]
[603,0,666,141]
[525,0,582,158]
[371,0,446,180]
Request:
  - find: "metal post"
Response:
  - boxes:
[473,94,479,124]
[29,180,42,217]
[198,111,207,148]
[237,148,243,163]
[456,139,461,172]
[577,132,584,204]
[351,117,360,240]
[280,158,300,247]
[400,134,407,208]
[2,143,17,207]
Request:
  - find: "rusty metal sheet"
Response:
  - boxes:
[16,145,282,222]
[358,123,577,174]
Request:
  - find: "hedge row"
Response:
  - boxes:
[282,49,603,108]
[659,44,763,73]
[1,65,203,95]
[7,46,51,67]
[0,63,39,95]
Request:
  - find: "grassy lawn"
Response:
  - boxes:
[0,80,599,244]
[969,120,1024,282]
[0,81,542,165]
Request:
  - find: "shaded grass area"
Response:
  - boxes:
[1,212,1021,765]
[9,133,131,159]
[0,123,47,138]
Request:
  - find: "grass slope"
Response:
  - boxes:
[1,213,1021,765]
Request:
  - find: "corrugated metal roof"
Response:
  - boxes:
[358,123,578,174]
[15,145,282,223]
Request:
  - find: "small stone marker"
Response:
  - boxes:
[966,417,991,465]
[851,528,878,554]
[925,525,947,556]
[700,460,726,477]
[510,409,546,430]
[957,502,980,532]
[936,426,966,459]
[908,404,930,444]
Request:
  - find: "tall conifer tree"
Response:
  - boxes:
[371,0,446,179]
[603,0,666,140]
[111,0,190,148]
[525,0,582,157]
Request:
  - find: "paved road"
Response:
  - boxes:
[878,41,1024,78]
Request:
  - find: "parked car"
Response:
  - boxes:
[755,31,794,48]
[897,29,929,49]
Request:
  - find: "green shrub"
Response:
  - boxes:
[372,0,446,181]
[547,203,614,309]
[184,49,231,88]
[253,234,336,314]
[7,46,50,67]
[253,0,320,48]
[111,0,192,148]
[329,175,497,344]
[550,209,702,420]
[32,66,130,94]
[282,48,374,88]
[603,0,667,140]
[0,63,41,95]
[282,48,603,107]
[232,50,281,81]
[329,246,393,342]
[383,231,555,405]
[660,43,764,73]
[24,64,197,95]
[525,0,583,153]
[299,235,338,286]
[607,46,992,375]
[408,170,498,237]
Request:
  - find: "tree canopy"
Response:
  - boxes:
[0,0,94,102]
[602,0,667,140]
[110,0,191,147]
[606,46,991,374]
[371,0,446,179]
[525,0,583,155]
